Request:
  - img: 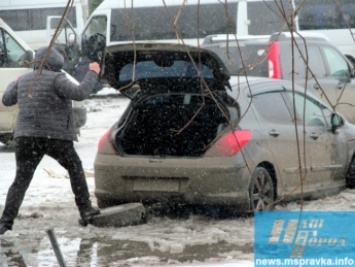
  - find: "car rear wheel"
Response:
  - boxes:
[249,167,275,211]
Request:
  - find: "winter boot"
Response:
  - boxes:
[0,222,12,235]
[78,207,100,227]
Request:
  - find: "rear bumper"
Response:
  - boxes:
[94,153,251,211]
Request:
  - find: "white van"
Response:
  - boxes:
[51,0,243,83]
[77,0,239,52]
[0,0,88,50]
[53,0,295,67]
[0,18,87,145]
[294,0,355,64]
[235,0,296,36]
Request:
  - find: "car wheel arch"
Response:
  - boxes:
[257,162,278,197]
[248,162,277,212]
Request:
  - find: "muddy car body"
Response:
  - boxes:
[94,43,355,212]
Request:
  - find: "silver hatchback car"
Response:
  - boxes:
[94,43,355,212]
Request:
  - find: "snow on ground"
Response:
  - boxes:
[1,94,355,266]
[0,95,255,267]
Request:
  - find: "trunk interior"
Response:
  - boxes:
[115,85,232,157]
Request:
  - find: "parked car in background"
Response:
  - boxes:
[0,0,88,50]
[235,0,355,66]
[202,32,355,123]
[93,42,355,212]
[0,18,87,145]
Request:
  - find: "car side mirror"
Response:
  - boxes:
[23,50,34,68]
[335,68,352,83]
[331,113,344,132]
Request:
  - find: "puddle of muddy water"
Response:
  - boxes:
[1,233,252,266]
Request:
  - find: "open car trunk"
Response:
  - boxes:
[101,43,236,157]
[114,79,234,157]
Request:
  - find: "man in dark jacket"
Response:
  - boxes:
[0,46,101,235]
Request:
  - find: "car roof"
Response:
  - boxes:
[230,77,319,99]
[202,31,331,46]
[270,31,331,43]
[202,34,270,46]
[97,0,231,9]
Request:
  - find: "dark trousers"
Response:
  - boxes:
[0,137,92,228]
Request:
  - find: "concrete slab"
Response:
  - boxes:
[90,202,147,228]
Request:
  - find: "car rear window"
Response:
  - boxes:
[118,60,214,83]
[205,43,269,77]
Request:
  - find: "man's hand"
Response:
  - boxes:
[89,62,100,74]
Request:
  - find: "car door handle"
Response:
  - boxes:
[269,130,279,137]
[309,133,320,140]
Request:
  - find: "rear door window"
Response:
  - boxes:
[252,91,293,124]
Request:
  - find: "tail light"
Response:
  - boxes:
[205,130,252,157]
[97,129,115,154]
[268,42,282,79]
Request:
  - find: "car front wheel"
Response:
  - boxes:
[249,167,275,211]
